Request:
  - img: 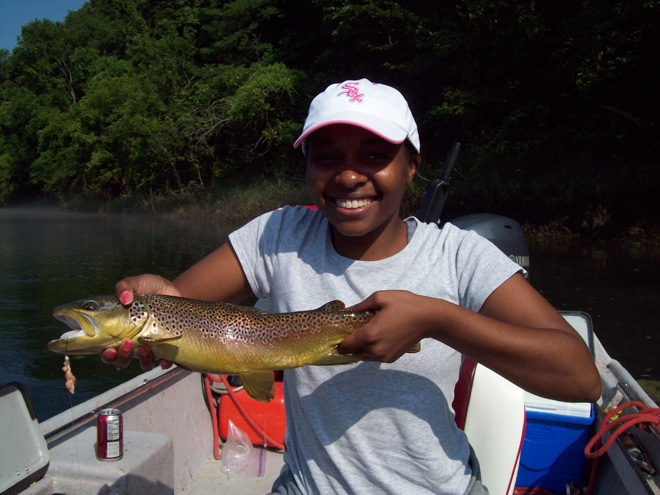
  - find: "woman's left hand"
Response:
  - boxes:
[337,290,430,362]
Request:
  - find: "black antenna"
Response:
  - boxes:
[418,142,461,224]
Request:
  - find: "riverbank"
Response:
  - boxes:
[41,178,660,250]
[52,179,311,231]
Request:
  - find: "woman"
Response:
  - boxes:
[105,79,600,494]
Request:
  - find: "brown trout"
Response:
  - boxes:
[49,295,419,402]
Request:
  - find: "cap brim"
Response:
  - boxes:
[293,116,408,149]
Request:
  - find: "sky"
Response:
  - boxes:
[0,0,88,51]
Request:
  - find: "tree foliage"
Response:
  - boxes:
[1,0,658,227]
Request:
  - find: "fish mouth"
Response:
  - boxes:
[52,311,98,339]
[48,311,100,354]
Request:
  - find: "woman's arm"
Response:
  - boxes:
[339,273,601,403]
[444,273,600,401]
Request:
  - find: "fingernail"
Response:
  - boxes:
[138,347,149,359]
[101,348,116,363]
[122,340,134,352]
[120,292,132,305]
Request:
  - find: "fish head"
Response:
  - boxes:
[49,296,146,355]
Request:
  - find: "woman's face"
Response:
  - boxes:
[305,124,419,257]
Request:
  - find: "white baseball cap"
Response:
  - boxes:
[293,79,420,153]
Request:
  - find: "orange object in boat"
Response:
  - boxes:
[219,379,286,448]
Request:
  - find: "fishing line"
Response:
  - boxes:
[262,399,268,448]
[259,399,268,477]
[64,344,83,492]
[66,384,84,491]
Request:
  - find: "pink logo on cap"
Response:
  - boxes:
[337,82,364,103]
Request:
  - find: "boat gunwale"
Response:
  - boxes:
[42,367,186,445]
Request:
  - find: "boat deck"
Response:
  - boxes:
[16,367,285,495]
[186,450,283,495]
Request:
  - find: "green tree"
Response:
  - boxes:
[198,0,280,65]
[0,0,657,228]
[189,62,304,181]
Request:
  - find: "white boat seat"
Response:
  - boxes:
[453,358,526,495]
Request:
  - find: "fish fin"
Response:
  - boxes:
[239,371,276,403]
[318,300,345,312]
[313,352,362,366]
[314,342,421,366]
[137,334,183,344]
[236,305,268,315]
[407,342,421,353]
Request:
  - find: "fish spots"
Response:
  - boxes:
[133,295,374,352]
[129,301,148,325]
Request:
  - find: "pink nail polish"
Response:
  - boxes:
[103,348,117,362]
[120,292,132,305]
[122,340,134,352]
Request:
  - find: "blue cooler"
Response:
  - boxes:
[516,393,595,493]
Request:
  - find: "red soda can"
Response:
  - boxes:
[96,408,123,461]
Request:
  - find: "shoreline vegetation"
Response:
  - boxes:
[1,0,658,239]
[16,177,660,251]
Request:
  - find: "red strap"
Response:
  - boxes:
[452,357,477,430]
[205,374,286,452]
[584,401,660,459]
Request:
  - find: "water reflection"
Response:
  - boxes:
[1,207,658,421]
[0,207,231,421]
[529,240,660,381]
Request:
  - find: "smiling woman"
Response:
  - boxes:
[292,79,421,261]
[103,79,600,495]
[304,125,420,260]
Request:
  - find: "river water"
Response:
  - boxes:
[1,207,658,422]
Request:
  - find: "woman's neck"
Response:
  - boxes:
[330,218,409,261]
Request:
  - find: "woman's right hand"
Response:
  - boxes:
[115,274,182,306]
[100,339,171,371]
[100,274,180,371]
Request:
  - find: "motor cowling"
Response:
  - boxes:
[448,213,530,275]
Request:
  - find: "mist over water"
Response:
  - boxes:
[0,207,230,421]
[1,207,658,422]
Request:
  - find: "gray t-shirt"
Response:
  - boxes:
[229,206,522,495]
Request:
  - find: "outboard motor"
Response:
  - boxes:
[418,143,530,275]
[448,214,530,274]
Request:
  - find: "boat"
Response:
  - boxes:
[2,144,659,495]
[3,312,659,495]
